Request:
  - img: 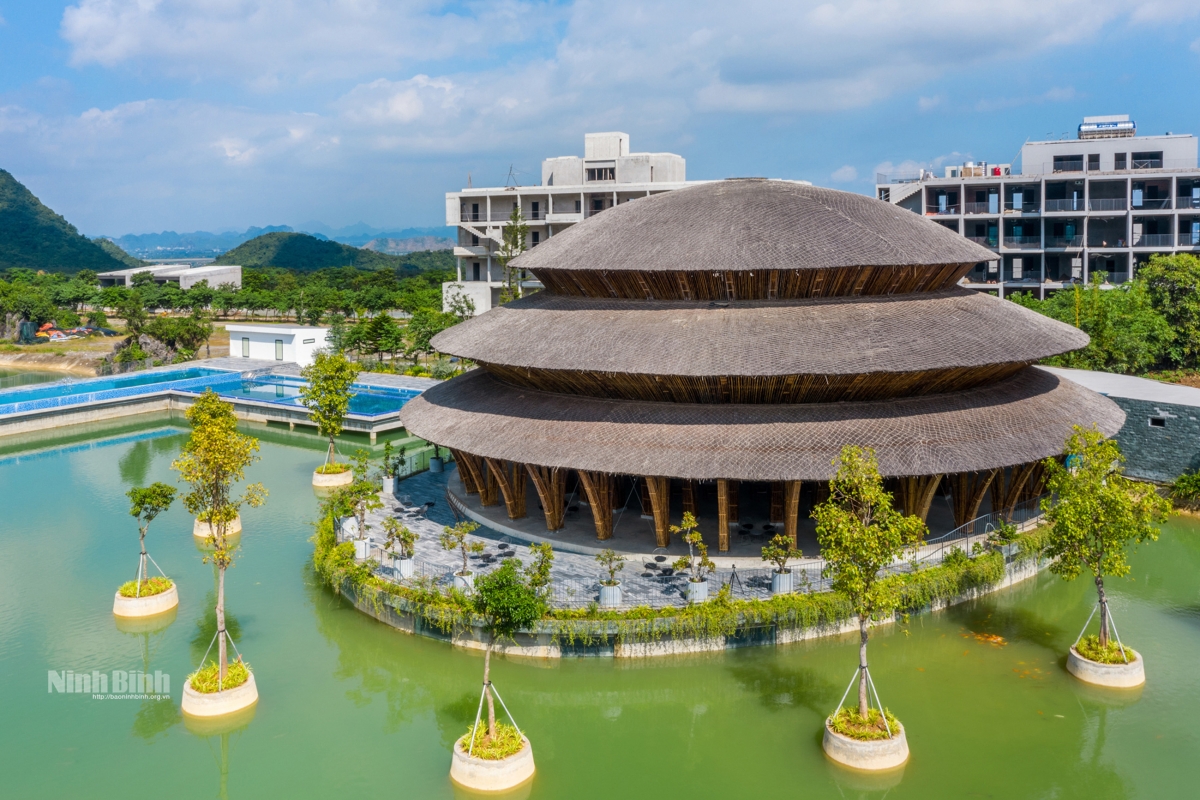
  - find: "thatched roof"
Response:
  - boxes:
[433,287,1086,377]
[513,179,995,275]
[400,367,1124,481]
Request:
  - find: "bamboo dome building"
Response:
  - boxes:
[402,179,1124,552]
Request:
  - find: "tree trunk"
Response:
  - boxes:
[217,564,228,684]
[326,438,336,466]
[858,614,869,720]
[1096,576,1109,649]
[138,527,147,597]
[484,641,496,741]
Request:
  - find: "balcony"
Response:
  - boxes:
[925,205,960,216]
[1177,198,1200,211]
[1044,199,1086,212]
[546,211,582,224]
[453,245,490,258]
[1004,202,1040,214]
[964,201,998,215]
[1044,236,1084,248]
[1131,197,1171,210]
[1132,233,1176,248]
[1088,198,1127,212]
[1178,233,1200,249]
[1003,236,1042,249]
[966,235,999,249]
[1088,237,1128,248]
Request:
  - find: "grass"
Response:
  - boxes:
[459,721,525,760]
[1076,634,1136,664]
[315,462,351,474]
[188,659,252,693]
[827,707,902,741]
[117,576,173,598]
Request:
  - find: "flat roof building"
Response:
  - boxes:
[226,324,329,367]
[97,264,242,290]
[876,116,1200,297]
[443,133,700,314]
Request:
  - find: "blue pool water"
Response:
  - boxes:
[0,367,418,418]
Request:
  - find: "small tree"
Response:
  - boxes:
[1042,426,1169,653]
[172,390,268,685]
[596,548,625,586]
[299,351,359,470]
[382,518,419,560]
[671,512,715,583]
[496,207,529,304]
[471,558,545,744]
[813,445,925,723]
[440,521,484,577]
[336,454,384,542]
[761,533,801,575]
[524,542,554,598]
[126,482,177,597]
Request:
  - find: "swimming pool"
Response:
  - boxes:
[0,367,419,418]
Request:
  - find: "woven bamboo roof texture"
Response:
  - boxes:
[432,287,1087,378]
[512,179,996,276]
[400,367,1124,481]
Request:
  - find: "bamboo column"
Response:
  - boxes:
[991,462,1038,520]
[728,480,739,525]
[484,458,527,519]
[950,469,998,527]
[783,480,802,547]
[451,449,483,495]
[577,470,615,540]
[527,464,567,530]
[682,481,697,517]
[478,459,499,506]
[644,476,671,547]
[716,479,731,552]
[898,474,942,522]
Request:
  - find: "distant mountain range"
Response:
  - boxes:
[212,231,455,273]
[0,169,130,274]
[106,224,454,259]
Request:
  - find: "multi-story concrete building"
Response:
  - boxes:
[443,133,694,312]
[876,116,1200,297]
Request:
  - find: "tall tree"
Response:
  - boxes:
[1138,252,1200,368]
[813,445,926,719]
[299,351,359,468]
[171,391,267,683]
[1041,426,1169,649]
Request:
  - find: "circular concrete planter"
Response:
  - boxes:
[183,702,257,737]
[822,720,909,771]
[182,672,259,718]
[114,603,178,634]
[771,570,794,595]
[450,735,535,793]
[193,514,242,539]
[312,468,353,488]
[1067,645,1145,688]
[395,557,415,580]
[454,571,474,592]
[599,581,622,608]
[113,583,179,618]
[685,578,709,603]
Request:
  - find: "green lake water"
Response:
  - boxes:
[2,418,1198,799]
[0,368,64,390]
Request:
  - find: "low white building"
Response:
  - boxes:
[225,324,329,367]
[97,263,243,290]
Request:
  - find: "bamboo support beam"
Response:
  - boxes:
[770,482,784,523]
[950,469,998,527]
[991,462,1038,520]
[682,481,697,517]
[527,464,567,531]
[451,449,483,495]
[898,474,943,522]
[484,458,527,520]
[577,470,614,540]
[644,476,671,548]
[716,479,731,552]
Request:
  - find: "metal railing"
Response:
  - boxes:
[1131,198,1171,210]
[1004,203,1040,214]
[964,201,998,215]
[1178,234,1200,248]
[926,205,960,215]
[1044,199,1085,212]
[966,236,998,248]
[1044,235,1084,248]
[1088,198,1127,211]
[1003,236,1042,248]
[1132,233,1176,247]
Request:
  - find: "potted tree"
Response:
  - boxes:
[761,533,801,595]
[596,548,625,608]
[1042,427,1169,688]
[441,521,483,591]
[450,557,542,792]
[429,444,445,474]
[173,390,268,718]
[671,512,715,603]
[338,450,384,560]
[113,482,180,618]
[383,518,419,579]
[300,351,359,487]
[813,445,925,771]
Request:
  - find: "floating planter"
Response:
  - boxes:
[312,467,353,488]
[113,581,179,618]
[450,733,535,793]
[822,719,909,771]
[115,483,180,619]
[194,514,242,539]
[1068,645,1145,688]
[182,667,259,719]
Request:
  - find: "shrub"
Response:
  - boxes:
[118,576,173,598]
[459,721,524,760]
[188,659,251,693]
[1168,469,1200,510]
[315,462,350,474]
[827,707,902,741]
[1076,634,1136,664]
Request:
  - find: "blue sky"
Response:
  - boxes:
[1,1,1199,237]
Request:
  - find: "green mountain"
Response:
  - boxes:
[93,237,147,268]
[213,231,448,272]
[0,169,129,274]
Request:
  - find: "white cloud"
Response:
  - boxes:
[918,95,943,111]
[831,165,858,182]
[975,85,1078,112]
